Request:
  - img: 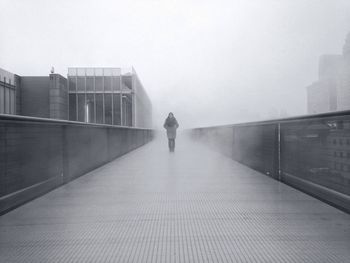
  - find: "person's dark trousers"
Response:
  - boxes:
[168,139,175,152]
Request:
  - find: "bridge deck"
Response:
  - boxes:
[0,136,349,262]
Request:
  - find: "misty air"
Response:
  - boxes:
[0,1,349,262]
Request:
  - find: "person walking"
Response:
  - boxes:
[163,112,179,152]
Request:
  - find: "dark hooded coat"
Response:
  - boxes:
[163,117,179,139]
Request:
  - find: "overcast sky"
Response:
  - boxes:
[1,0,350,128]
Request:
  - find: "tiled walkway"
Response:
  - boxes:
[0,136,349,262]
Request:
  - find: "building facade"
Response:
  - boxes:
[49,74,69,120]
[68,68,131,126]
[67,67,151,128]
[306,33,350,114]
[0,67,152,128]
[0,68,19,115]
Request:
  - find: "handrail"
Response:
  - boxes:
[192,110,350,129]
[190,111,350,213]
[0,114,153,130]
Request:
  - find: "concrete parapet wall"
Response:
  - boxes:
[0,114,153,214]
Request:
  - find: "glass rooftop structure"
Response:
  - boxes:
[68,67,151,127]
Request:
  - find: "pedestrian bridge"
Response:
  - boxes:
[1,135,350,262]
[0,114,350,262]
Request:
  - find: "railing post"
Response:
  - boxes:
[62,124,69,184]
[277,122,282,181]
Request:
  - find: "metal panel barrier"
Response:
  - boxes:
[0,114,153,214]
[191,111,350,212]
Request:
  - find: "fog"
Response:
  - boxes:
[1,0,350,129]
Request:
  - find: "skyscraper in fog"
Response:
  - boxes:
[338,33,350,111]
[306,32,350,114]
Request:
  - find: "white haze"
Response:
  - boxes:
[1,0,350,129]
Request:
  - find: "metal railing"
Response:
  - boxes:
[191,110,350,213]
[0,114,153,214]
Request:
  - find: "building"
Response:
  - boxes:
[306,80,335,114]
[338,33,350,110]
[18,74,68,119]
[0,68,20,115]
[306,33,350,114]
[67,67,152,128]
[0,68,67,119]
[306,55,342,114]
[0,66,152,128]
